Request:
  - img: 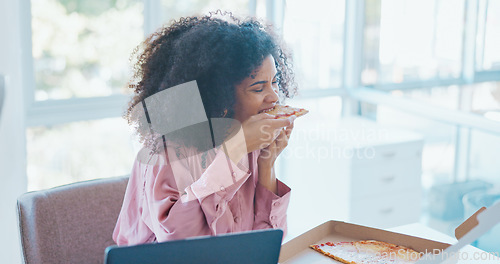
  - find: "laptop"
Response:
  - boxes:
[104,229,283,264]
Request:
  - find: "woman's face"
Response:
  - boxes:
[233,55,279,122]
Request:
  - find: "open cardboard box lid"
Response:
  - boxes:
[455,207,486,240]
[279,204,500,263]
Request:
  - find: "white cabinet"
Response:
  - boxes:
[282,117,423,232]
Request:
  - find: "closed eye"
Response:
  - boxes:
[248,73,279,87]
[253,87,264,93]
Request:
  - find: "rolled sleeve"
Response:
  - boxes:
[253,179,291,235]
[185,149,252,235]
[188,149,251,202]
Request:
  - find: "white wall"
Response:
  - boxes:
[0,0,27,263]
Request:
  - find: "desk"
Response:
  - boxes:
[390,223,500,263]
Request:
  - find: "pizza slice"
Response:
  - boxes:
[263,105,309,119]
[310,240,421,264]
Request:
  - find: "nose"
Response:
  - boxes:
[265,85,279,103]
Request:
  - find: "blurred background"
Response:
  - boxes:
[1,0,499,263]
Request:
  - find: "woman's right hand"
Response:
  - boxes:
[222,113,295,164]
[241,113,296,153]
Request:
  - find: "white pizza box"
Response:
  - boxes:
[279,203,500,263]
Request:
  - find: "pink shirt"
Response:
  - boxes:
[113,144,291,245]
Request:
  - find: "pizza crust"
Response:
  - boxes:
[311,243,358,264]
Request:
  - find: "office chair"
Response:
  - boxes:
[17,176,129,264]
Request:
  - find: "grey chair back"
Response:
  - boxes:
[17,176,129,264]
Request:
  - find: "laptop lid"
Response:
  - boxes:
[104,229,283,264]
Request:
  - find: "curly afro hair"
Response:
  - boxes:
[125,11,297,150]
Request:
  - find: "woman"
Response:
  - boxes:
[113,11,298,245]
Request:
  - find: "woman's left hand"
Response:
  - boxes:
[257,121,294,168]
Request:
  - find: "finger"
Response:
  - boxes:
[259,147,271,159]
[285,126,293,138]
[285,122,294,137]
[274,126,288,141]
[270,139,278,149]
[254,113,275,120]
[275,130,289,149]
[260,142,276,159]
[270,140,279,154]
[270,131,280,143]
[258,142,271,150]
[267,116,296,129]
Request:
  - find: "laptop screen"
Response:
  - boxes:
[105,229,283,264]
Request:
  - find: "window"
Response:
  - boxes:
[396,81,500,119]
[160,0,251,21]
[469,130,500,183]
[283,0,345,90]
[25,0,500,214]
[362,0,465,85]
[355,0,500,246]
[26,117,138,191]
[31,0,143,100]
[26,0,145,190]
[26,0,258,190]
[477,0,500,71]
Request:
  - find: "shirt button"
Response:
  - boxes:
[273,202,280,207]
[234,217,239,223]
[271,216,277,220]
[232,172,236,177]
[220,186,225,192]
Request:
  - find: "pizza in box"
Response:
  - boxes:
[310,240,421,263]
